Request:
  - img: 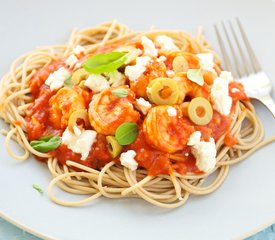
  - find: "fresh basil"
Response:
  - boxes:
[111,88,129,98]
[187,69,204,86]
[115,122,138,145]
[32,184,44,194]
[64,76,73,87]
[82,52,127,74]
[30,135,61,153]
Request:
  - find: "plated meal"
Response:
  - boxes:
[0,21,273,208]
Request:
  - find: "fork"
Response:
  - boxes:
[214,18,275,118]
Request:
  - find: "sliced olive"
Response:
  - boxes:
[72,68,89,85]
[68,109,90,131]
[172,56,189,73]
[106,136,122,158]
[188,97,213,125]
[147,77,179,105]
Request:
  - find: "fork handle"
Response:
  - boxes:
[259,95,275,118]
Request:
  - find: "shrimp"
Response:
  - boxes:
[89,86,140,135]
[174,73,210,104]
[129,60,167,98]
[143,105,194,153]
[49,87,86,130]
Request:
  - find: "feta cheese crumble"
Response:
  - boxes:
[120,150,138,171]
[84,74,110,93]
[167,106,177,117]
[65,54,78,69]
[219,71,233,82]
[196,53,216,74]
[211,77,232,116]
[141,36,158,57]
[187,131,216,173]
[45,67,70,91]
[155,35,179,51]
[73,45,86,55]
[231,88,240,93]
[125,56,151,81]
[62,127,97,160]
[136,97,152,115]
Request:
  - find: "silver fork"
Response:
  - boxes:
[214,18,275,118]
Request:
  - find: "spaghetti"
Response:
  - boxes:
[0,21,274,208]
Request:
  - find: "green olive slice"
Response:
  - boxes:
[68,109,90,131]
[147,77,179,105]
[106,136,123,158]
[188,97,213,125]
[72,68,89,85]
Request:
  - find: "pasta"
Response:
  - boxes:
[0,21,274,209]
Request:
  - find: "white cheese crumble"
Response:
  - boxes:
[65,54,78,69]
[155,35,179,51]
[73,45,86,55]
[84,74,110,93]
[136,97,152,115]
[141,36,158,57]
[120,150,138,171]
[187,131,216,173]
[231,88,240,93]
[167,106,177,117]
[125,56,151,81]
[156,55,167,62]
[219,71,233,82]
[166,70,175,78]
[211,77,232,116]
[45,67,70,91]
[62,127,97,160]
[196,53,216,74]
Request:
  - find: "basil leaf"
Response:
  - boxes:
[30,135,61,153]
[82,52,127,74]
[64,76,73,87]
[115,122,138,145]
[187,69,204,86]
[32,184,44,194]
[111,88,128,98]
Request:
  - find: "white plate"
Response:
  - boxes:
[1,0,275,239]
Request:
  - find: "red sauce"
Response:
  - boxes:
[127,130,172,175]
[224,133,238,147]
[52,134,112,169]
[229,81,249,102]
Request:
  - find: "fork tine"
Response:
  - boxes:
[214,24,232,74]
[236,18,262,73]
[221,21,242,78]
[228,20,250,76]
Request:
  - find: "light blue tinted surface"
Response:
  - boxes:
[0,217,274,240]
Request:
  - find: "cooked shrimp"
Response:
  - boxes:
[49,87,86,129]
[89,86,140,135]
[143,105,194,153]
[174,73,210,104]
[129,60,167,98]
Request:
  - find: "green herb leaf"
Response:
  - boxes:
[111,88,129,98]
[32,184,44,194]
[30,135,61,153]
[187,69,204,86]
[115,122,138,145]
[82,52,127,74]
[64,76,73,87]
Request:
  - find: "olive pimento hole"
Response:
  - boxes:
[196,106,206,118]
[159,86,172,99]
